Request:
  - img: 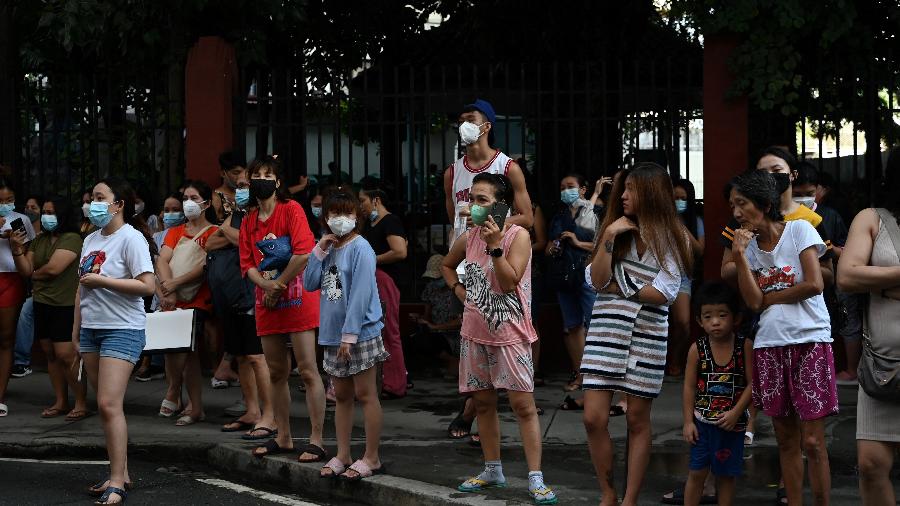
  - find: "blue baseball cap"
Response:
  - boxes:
[465,99,496,124]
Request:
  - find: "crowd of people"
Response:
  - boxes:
[0,97,897,506]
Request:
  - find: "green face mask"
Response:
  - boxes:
[470,204,488,226]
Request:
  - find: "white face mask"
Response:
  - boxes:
[327,216,357,237]
[793,196,816,210]
[183,199,203,220]
[134,202,145,215]
[82,202,91,218]
[458,121,485,146]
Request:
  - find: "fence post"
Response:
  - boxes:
[702,35,748,282]
[185,36,237,187]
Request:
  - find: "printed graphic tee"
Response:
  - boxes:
[743,219,832,348]
[79,224,154,329]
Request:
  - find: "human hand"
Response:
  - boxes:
[263,279,285,308]
[559,231,577,242]
[683,421,699,445]
[480,216,504,250]
[337,342,351,362]
[9,229,27,252]
[715,409,741,432]
[160,278,179,296]
[317,234,338,252]
[161,294,177,311]
[594,177,613,196]
[606,216,637,237]
[732,228,754,255]
[79,273,106,289]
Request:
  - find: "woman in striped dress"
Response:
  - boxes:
[582,163,692,506]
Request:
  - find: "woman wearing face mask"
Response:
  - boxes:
[359,187,408,399]
[25,196,43,234]
[155,181,219,426]
[0,178,36,417]
[304,190,388,481]
[239,155,325,463]
[665,179,705,378]
[308,192,324,239]
[546,174,597,396]
[133,190,159,233]
[74,177,156,504]
[10,196,88,421]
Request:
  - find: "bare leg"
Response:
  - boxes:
[85,353,135,502]
[54,341,87,413]
[563,324,586,386]
[0,306,20,403]
[231,356,260,425]
[684,468,710,506]
[41,339,69,412]
[857,440,898,506]
[583,390,617,505]
[472,390,501,461]
[248,354,274,427]
[715,476,736,506]
[256,335,290,453]
[508,391,542,471]
[331,375,355,471]
[292,330,325,458]
[179,351,204,421]
[352,366,382,470]
[772,416,804,506]
[620,395,653,506]
[163,352,186,408]
[801,418,831,506]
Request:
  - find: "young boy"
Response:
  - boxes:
[682,282,753,506]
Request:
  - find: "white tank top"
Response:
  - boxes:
[449,150,512,241]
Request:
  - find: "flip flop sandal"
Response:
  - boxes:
[530,484,558,505]
[65,410,94,422]
[0,403,7,417]
[221,419,255,433]
[252,438,294,459]
[297,443,328,463]
[242,426,277,440]
[94,485,127,505]
[609,405,626,417]
[41,407,67,418]
[88,480,133,497]
[174,414,205,426]
[744,431,755,446]
[458,476,507,492]
[660,485,717,505]
[447,412,473,439]
[158,399,181,418]
[559,395,583,411]
[319,457,347,479]
[339,459,386,482]
[210,377,229,389]
[468,434,481,447]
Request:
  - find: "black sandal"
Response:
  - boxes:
[447,404,474,439]
[559,395,583,411]
[242,426,277,440]
[88,480,133,497]
[252,439,294,458]
[297,443,328,463]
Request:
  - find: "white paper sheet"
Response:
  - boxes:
[144,309,195,352]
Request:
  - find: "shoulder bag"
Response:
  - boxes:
[169,225,213,302]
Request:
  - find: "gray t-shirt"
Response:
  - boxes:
[79,224,154,329]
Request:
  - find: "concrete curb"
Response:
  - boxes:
[208,442,529,505]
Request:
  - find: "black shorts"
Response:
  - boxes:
[33,301,75,343]
[222,311,262,356]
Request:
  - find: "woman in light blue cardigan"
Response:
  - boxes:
[303,189,387,482]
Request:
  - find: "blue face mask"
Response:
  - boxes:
[89,201,117,228]
[560,188,580,205]
[163,212,185,229]
[675,199,688,214]
[0,203,14,217]
[235,188,251,208]
[40,214,58,232]
[311,206,322,218]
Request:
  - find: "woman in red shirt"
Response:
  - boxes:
[156,180,218,426]
[239,156,325,462]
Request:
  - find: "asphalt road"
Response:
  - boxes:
[0,456,334,505]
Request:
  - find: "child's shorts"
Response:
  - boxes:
[458,338,534,393]
[689,418,744,477]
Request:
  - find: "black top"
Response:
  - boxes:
[363,213,407,279]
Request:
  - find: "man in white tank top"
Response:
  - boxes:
[443,99,533,243]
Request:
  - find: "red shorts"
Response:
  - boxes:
[0,273,24,308]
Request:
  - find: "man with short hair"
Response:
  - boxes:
[211,151,246,223]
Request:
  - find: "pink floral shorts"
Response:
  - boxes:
[458,338,534,393]
[752,342,839,421]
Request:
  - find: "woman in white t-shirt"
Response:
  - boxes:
[729,170,836,506]
[74,177,156,505]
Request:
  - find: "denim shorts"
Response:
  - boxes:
[679,274,692,295]
[557,281,596,331]
[689,417,744,476]
[80,328,146,364]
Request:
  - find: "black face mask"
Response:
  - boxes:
[771,172,791,195]
[250,178,277,200]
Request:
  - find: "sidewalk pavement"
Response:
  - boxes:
[0,370,894,505]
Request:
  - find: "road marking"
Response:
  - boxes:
[195,478,319,506]
[0,457,109,465]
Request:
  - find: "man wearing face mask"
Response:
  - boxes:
[211,151,246,224]
[443,99,534,247]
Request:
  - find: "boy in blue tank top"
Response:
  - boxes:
[681,282,754,506]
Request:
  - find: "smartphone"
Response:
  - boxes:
[490,202,510,230]
[9,218,25,233]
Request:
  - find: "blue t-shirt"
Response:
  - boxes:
[303,235,384,346]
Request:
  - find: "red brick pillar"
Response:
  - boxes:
[185,36,237,188]
[703,35,748,282]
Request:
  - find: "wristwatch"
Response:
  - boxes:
[485,246,503,258]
